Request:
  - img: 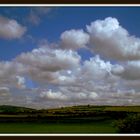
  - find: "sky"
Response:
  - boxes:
[0,6,140,108]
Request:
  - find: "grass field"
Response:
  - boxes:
[0,105,139,133]
[0,120,116,133]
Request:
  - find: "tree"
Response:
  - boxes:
[114,113,140,133]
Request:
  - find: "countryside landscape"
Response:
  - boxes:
[0,105,139,133]
[0,7,140,134]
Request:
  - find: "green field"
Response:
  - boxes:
[0,120,116,133]
[0,105,139,133]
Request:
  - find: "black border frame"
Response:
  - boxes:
[0,1,140,140]
[0,0,139,4]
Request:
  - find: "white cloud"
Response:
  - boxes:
[17,47,80,71]
[16,76,26,89]
[0,61,26,89]
[16,47,81,84]
[47,56,117,102]
[80,55,112,81]
[0,16,26,39]
[40,89,68,101]
[0,16,140,107]
[111,64,125,75]
[61,29,89,50]
[87,17,140,61]
[39,88,98,102]
[0,61,17,85]
[112,61,140,80]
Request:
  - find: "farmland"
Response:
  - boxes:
[0,105,139,133]
[0,120,116,133]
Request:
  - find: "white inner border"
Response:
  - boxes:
[0,4,140,136]
[0,4,140,6]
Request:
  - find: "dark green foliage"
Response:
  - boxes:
[0,105,36,114]
[114,113,140,133]
[0,105,140,126]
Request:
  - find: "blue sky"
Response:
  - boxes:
[0,7,140,61]
[1,7,140,108]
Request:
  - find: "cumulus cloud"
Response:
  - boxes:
[0,61,18,85]
[17,47,80,71]
[46,55,118,102]
[16,76,26,89]
[87,17,140,61]
[61,29,89,50]
[72,56,120,95]
[0,61,26,89]
[0,16,140,108]
[39,88,98,102]
[112,61,140,80]
[80,55,112,81]
[14,49,138,106]
[73,92,98,101]
[0,16,26,39]
[40,89,68,101]
[16,46,81,84]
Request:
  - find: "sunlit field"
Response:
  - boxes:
[0,120,116,133]
[0,105,139,133]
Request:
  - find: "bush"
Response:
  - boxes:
[114,113,140,133]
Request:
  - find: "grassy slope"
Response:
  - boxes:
[0,105,139,133]
[0,120,116,133]
[0,105,140,114]
[0,105,35,113]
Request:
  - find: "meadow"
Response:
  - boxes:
[0,105,139,133]
[0,120,116,133]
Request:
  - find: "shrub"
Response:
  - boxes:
[114,113,140,133]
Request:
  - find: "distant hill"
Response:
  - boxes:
[0,105,139,123]
[0,105,140,114]
[46,105,140,113]
[0,105,36,114]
